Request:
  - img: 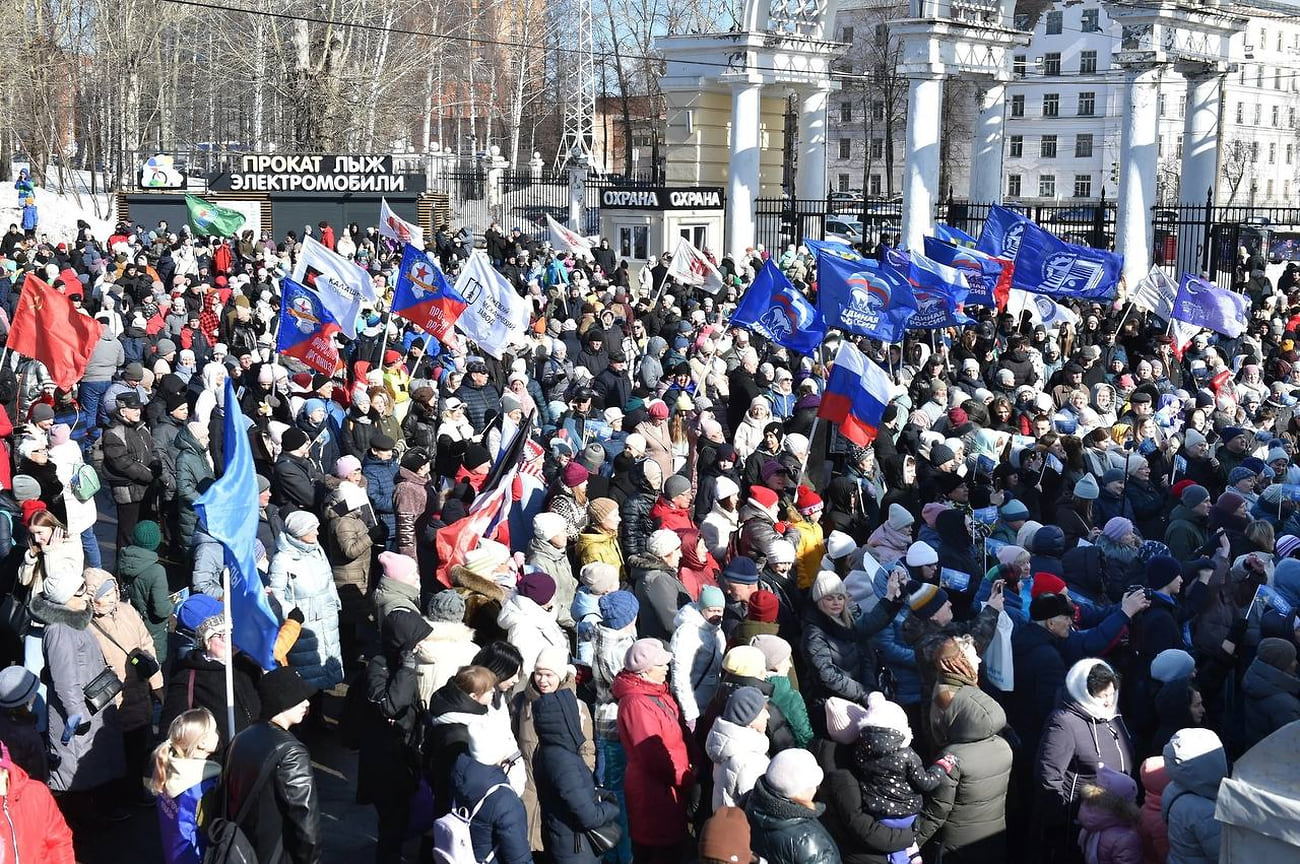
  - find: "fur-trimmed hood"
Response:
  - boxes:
[29,594,92,630]
[451,564,509,603]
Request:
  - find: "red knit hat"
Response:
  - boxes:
[1031,572,1068,598]
[748,589,780,623]
[1171,479,1197,500]
[562,462,590,488]
[795,485,823,516]
[748,486,779,511]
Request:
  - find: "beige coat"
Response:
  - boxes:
[83,569,164,731]
[513,677,595,852]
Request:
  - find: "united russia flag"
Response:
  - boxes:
[817,341,894,446]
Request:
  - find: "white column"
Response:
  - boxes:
[1178,66,1222,275]
[726,81,763,257]
[968,81,1005,204]
[1115,64,1163,286]
[901,73,944,252]
[796,87,830,201]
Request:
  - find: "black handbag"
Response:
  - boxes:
[91,619,160,680]
[585,819,622,855]
[83,666,123,714]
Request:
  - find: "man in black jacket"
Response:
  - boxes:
[224,667,320,864]
[272,427,323,515]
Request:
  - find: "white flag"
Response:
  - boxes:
[545,214,593,262]
[1009,288,1079,329]
[452,251,531,359]
[291,236,378,339]
[379,198,425,249]
[1129,265,1177,320]
[666,236,724,294]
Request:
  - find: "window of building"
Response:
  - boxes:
[1014,13,1030,29]
[1008,174,1022,196]
[1287,143,1293,165]
[1237,102,1245,124]
[838,139,852,159]
[1254,103,1262,125]
[618,225,648,260]
[1076,133,1094,158]
[1268,178,1275,198]
[1269,142,1277,164]
[869,174,882,195]
[1046,10,1062,33]
[1178,95,1185,119]
[1011,95,1025,117]
[1039,174,1056,197]
[871,138,884,159]
[1158,94,1166,117]
[871,101,884,122]
[1081,8,1100,31]
[1158,136,1164,158]
[840,102,853,123]
[1078,92,1096,116]
[1252,141,1260,160]
[1277,69,1283,90]
[841,25,854,42]
[1041,135,1058,157]
[1257,67,1264,87]
[1014,54,1027,76]
[1079,50,1097,74]
[1176,135,1183,159]
[1273,105,1281,126]
[1009,135,1023,157]
[1292,107,1297,126]
[1044,52,1061,75]
[1074,175,1092,198]
[1043,93,1059,117]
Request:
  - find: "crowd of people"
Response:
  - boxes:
[0,181,1291,864]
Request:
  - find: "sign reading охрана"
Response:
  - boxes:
[599,187,724,211]
[210,155,428,194]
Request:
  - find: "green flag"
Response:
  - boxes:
[185,194,246,237]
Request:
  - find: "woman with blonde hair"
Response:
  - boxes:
[151,708,221,864]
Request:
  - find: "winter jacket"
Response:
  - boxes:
[157,756,221,864]
[1239,656,1300,751]
[497,593,568,693]
[393,467,430,560]
[102,414,156,504]
[83,330,125,382]
[1137,757,1170,864]
[413,619,480,706]
[453,379,500,434]
[745,775,843,864]
[118,541,172,662]
[423,681,492,817]
[173,424,214,552]
[36,595,126,793]
[1164,505,1209,565]
[1036,661,1134,830]
[801,598,901,708]
[1075,769,1143,864]
[272,452,323,514]
[927,682,1014,859]
[1161,729,1227,864]
[159,650,261,752]
[400,401,439,455]
[576,527,626,581]
[223,720,319,864]
[701,501,740,561]
[84,574,164,732]
[361,454,399,542]
[738,501,783,565]
[532,689,619,864]
[323,501,372,625]
[452,564,510,646]
[876,608,922,707]
[527,538,577,630]
[268,532,344,690]
[513,677,595,852]
[612,669,694,846]
[619,463,659,559]
[768,673,813,747]
[705,716,771,810]
[628,553,690,641]
[669,603,724,723]
[0,759,74,864]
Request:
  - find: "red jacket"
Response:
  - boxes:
[0,761,74,864]
[613,670,694,846]
[650,496,695,534]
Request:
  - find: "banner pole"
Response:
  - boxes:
[222,564,237,741]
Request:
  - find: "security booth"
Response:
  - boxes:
[597,186,725,264]
[116,154,434,237]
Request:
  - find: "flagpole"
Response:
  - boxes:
[221,563,237,742]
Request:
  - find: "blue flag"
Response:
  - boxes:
[880,246,972,329]
[277,277,342,376]
[934,223,977,247]
[805,238,864,261]
[194,379,280,671]
[976,204,1122,301]
[816,249,917,342]
[923,237,1012,309]
[1172,274,1249,338]
[731,259,826,356]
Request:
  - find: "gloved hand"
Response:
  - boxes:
[287,607,305,624]
[61,714,84,745]
[934,753,959,775]
[685,782,702,819]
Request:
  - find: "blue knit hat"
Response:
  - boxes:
[598,590,639,630]
[724,557,760,586]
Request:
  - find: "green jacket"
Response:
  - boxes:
[118,543,173,662]
[767,674,813,748]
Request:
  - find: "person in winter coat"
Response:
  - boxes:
[619,459,662,559]
[1076,766,1143,864]
[629,529,691,641]
[102,392,157,551]
[927,636,1014,864]
[424,665,498,817]
[150,708,221,864]
[613,638,695,861]
[268,511,344,690]
[497,571,567,693]
[670,586,726,729]
[1035,659,1134,864]
[158,615,262,752]
[577,497,626,582]
[701,476,741,561]
[414,591,481,705]
[1137,757,1171,864]
[399,387,439,455]
[173,421,214,554]
[1240,637,1300,751]
[33,568,126,803]
[1165,485,1211,564]
[361,437,400,549]
[0,741,75,864]
[705,686,771,810]
[801,570,905,715]
[745,749,842,864]
[1161,728,1227,864]
[532,686,620,864]
[118,520,172,663]
[448,727,535,864]
[223,668,320,864]
[393,449,433,562]
[528,513,577,630]
[47,423,98,568]
[323,474,375,668]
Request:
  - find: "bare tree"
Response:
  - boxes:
[1220,139,1252,204]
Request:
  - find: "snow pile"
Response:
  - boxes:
[6,163,116,243]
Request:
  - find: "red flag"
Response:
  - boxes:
[8,275,102,390]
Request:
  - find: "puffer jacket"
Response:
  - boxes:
[669,603,724,723]
[1164,504,1209,564]
[268,531,344,690]
[83,570,164,732]
[513,676,595,853]
[393,467,430,560]
[576,528,626,581]
[324,499,373,624]
[361,453,399,542]
[448,753,532,864]
[118,541,171,662]
[705,716,770,811]
[928,682,1014,859]
[497,593,568,693]
[619,462,659,559]
[0,758,74,864]
[453,379,501,434]
[629,553,690,641]
[527,537,577,630]
[1239,656,1300,751]
[800,598,901,708]
[1161,729,1226,864]
[102,414,156,504]
[738,501,783,565]
[173,424,214,552]
[745,775,842,864]
[1137,757,1170,864]
[1076,768,1143,864]
[532,689,619,864]
[612,669,694,846]
[875,607,922,707]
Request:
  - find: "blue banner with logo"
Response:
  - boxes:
[976,204,1122,301]
[731,259,826,356]
[879,246,972,330]
[923,237,1011,309]
[816,250,917,342]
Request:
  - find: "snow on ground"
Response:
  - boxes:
[8,161,116,242]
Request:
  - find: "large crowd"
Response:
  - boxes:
[0,182,1293,864]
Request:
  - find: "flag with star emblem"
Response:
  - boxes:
[392,243,468,346]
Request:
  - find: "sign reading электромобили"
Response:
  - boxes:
[210,155,428,194]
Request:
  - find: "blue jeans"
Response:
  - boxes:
[80,526,101,569]
[78,380,111,445]
[597,737,633,864]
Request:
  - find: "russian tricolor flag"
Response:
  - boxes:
[817,341,894,446]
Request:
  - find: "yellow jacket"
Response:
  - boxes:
[576,529,626,582]
[786,516,825,590]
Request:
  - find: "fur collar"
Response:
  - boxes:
[424,620,476,643]
[29,595,92,630]
[452,565,508,603]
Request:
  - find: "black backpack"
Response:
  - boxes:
[203,742,285,864]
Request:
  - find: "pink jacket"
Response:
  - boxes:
[1077,766,1144,864]
[1138,757,1171,864]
